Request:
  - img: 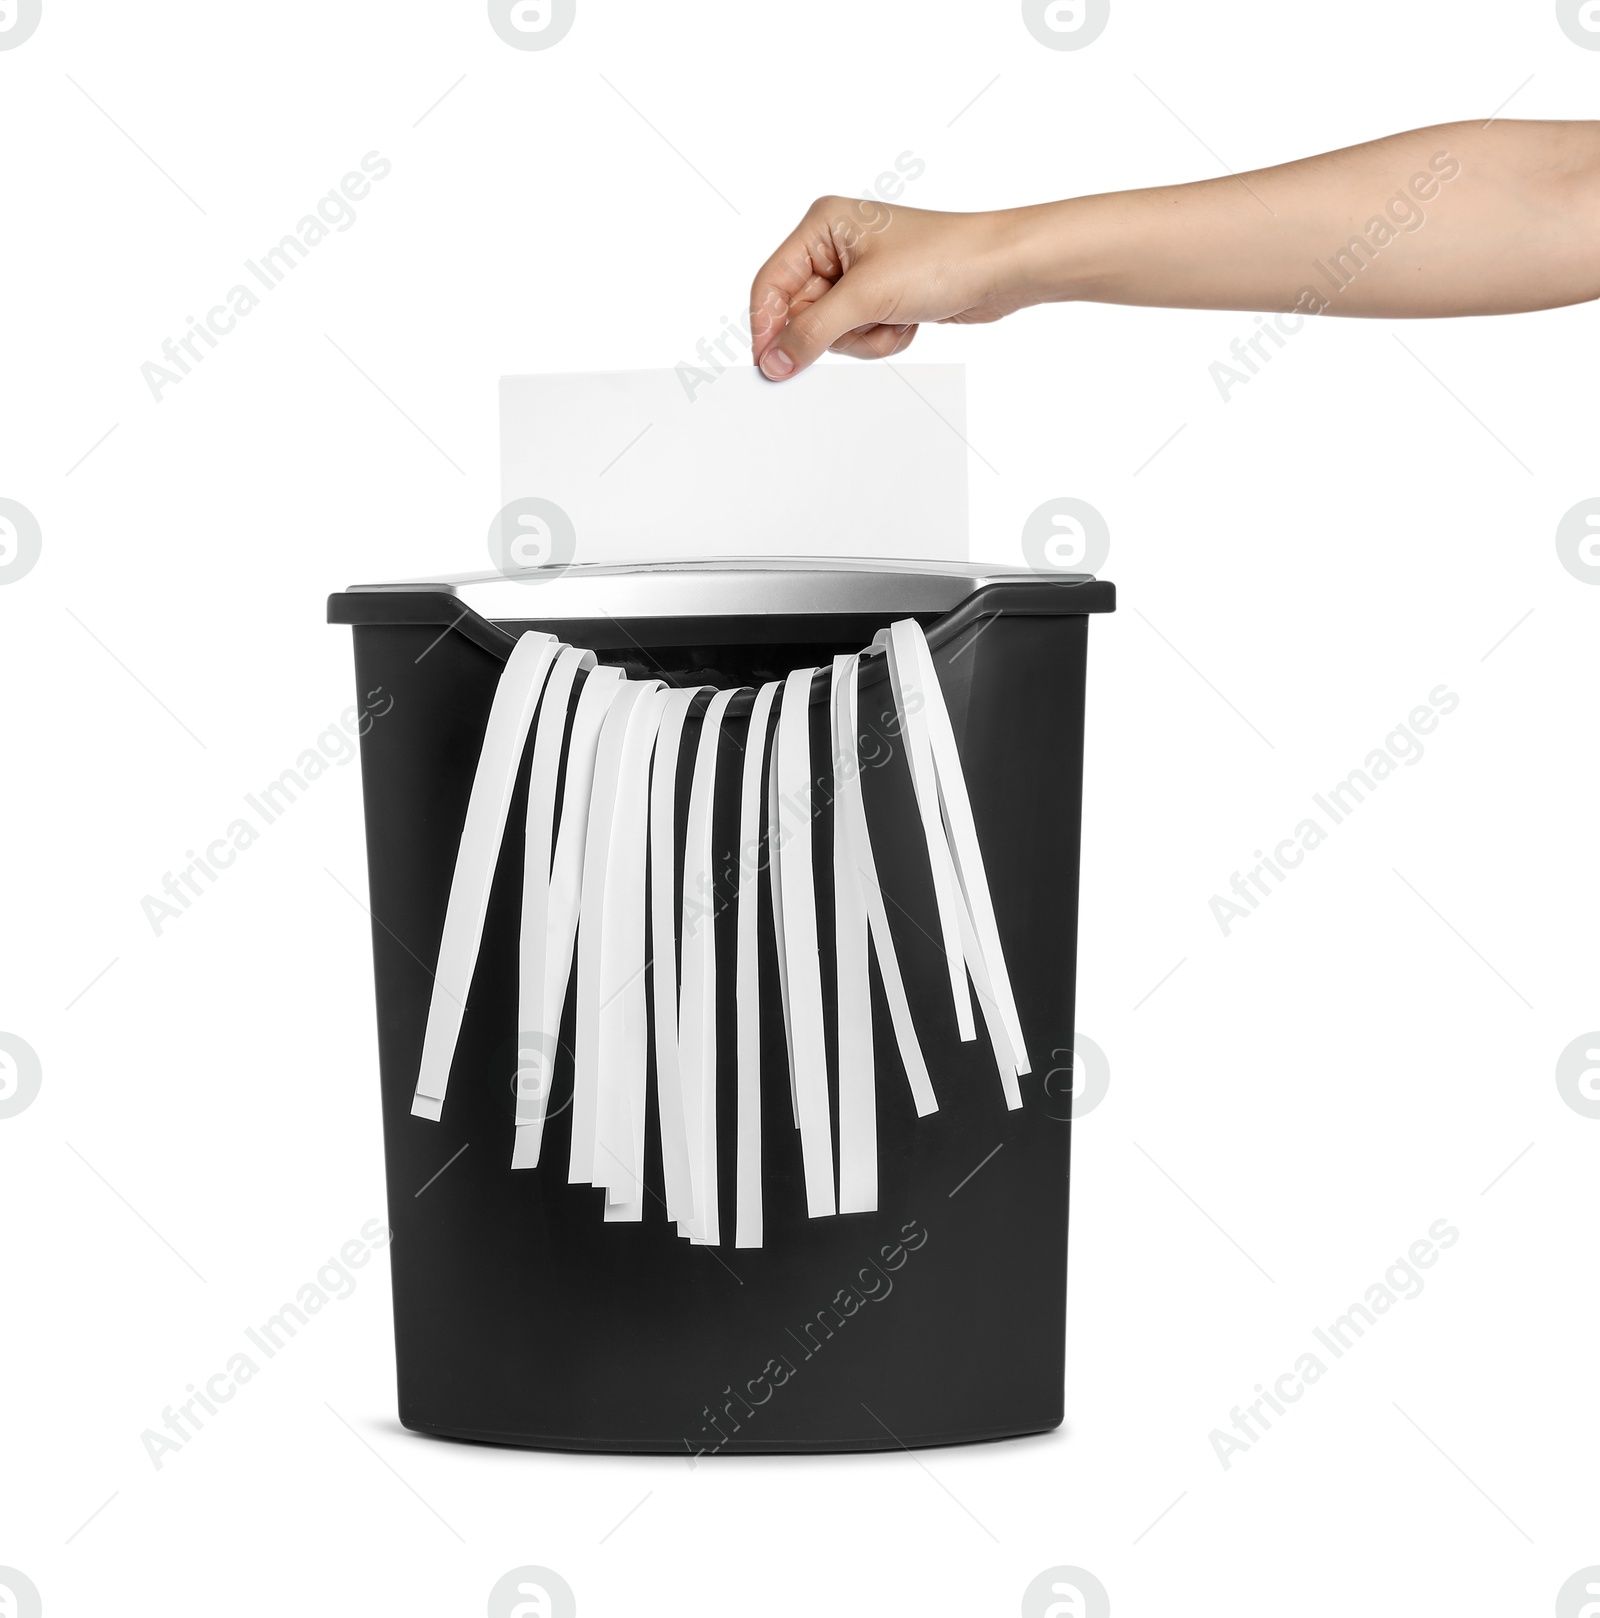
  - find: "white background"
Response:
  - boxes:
[2,2,1597,1614]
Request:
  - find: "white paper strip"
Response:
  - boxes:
[879,618,1030,1106]
[835,654,937,1117]
[571,680,660,1187]
[896,620,1030,1079]
[735,681,780,1248]
[830,656,878,1214]
[766,711,797,1127]
[649,686,710,1226]
[777,667,837,1219]
[417,611,1031,1232]
[597,686,671,1220]
[510,663,624,1167]
[679,688,737,1243]
[956,887,1023,1110]
[512,644,596,1166]
[878,626,975,1044]
[412,632,559,1122]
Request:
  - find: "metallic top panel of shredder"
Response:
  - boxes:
[344,556,1095,618]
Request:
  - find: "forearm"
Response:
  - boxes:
[1010,120,1600,317]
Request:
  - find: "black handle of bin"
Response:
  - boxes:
[327,577,1115,716]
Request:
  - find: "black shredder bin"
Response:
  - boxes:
[328,557,1114,1454]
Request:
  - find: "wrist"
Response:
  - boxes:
[998,196,1116,306]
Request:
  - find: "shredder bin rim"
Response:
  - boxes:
[328,576,1115,718]
[336,555,1111,622]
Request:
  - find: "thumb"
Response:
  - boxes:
[758,275,883,380]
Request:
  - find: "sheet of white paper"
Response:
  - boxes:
[501,366,968,562]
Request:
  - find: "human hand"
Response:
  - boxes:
[748,197,1042,380]
[747,123,1600,368]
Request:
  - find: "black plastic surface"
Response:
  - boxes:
[339,595,1103,1452]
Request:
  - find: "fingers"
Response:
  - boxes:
[749,196,909,378]
[829,323,918,361]
[756,275,888,378]
[749,206,846,368]
[781,271,835,333]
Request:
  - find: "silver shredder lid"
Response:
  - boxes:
[341,555,1107,619]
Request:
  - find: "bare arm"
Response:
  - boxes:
[750,121,1600,378]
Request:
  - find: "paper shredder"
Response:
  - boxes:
[328,557,1114,1453]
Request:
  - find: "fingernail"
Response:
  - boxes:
[759,347,794,379]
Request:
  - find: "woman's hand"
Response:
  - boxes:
[750,122,1600,380]
[748,197,1041,379]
